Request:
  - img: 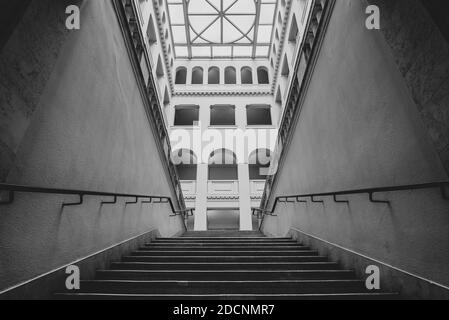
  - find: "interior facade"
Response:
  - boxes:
[1,0,449,300]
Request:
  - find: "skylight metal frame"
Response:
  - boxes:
[167,0,278,59]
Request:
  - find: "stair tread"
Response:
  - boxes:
[56,293,398,300]
[98,269,353,273]
[53,231,398,299]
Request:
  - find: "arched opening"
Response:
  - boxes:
[241,67,253,84]
[146,15,157,45]
[208,149,238,180]
[192,67,204,84]
[156,55,164,77]
[163,87,170,105]
[208,67,220,84]
[275,87,282,105]
[288,14,299,42]
[281,54,289,77]
[172,149,198,181]
[225,67,236,84]
[248,149,272,180]
[257,67,269,84]
[175,67,187,84]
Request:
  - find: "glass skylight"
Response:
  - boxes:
[167,0,278,59]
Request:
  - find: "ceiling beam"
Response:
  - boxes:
[182,0,193,59]
[252,0,262,59]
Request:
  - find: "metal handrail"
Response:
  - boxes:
[253,180,449,217]
[0,183,194,218]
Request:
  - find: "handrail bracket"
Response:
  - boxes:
[62,194,84,208]
[333,195,349,204]
[369,192,390,205]
[101,195,118,205]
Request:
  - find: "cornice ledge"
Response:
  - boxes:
[152,0,174,92]
[271,0,293,94]
[173,91,272,97]
[207,196,240,200]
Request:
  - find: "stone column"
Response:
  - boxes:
[194,163,208,231]
[238,163,253,231]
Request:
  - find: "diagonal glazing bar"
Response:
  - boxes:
[192,16,221,42]
[183,0,193,58]
[223,15,253,42]
[252,0,262,58]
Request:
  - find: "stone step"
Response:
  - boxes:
[71,279,368,295]
[110,261,340,271]
[139,245,310,250]
[130,250,319,257]
[95,269,357,281]
[122,255,329,263]
[56,292,399,300]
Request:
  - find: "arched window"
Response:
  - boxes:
[257,67,269,84]
[175,67,187,84]
[248,149,272,180]
[173,149,198,181]
[156,55,164,77]
[275,87,282,105]
[241,67,253,84]
[281,54,289,77]
[208,67,220,84]
[192,67,204,84]
[288,14,299,42]
[225,67,236,84]
[163,87,170,105]
[208,149,238,180]
[146,16,157,45]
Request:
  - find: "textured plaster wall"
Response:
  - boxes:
[0,0,83,181]
[262,0,449,286]
[0,0,184,291]
[367,0,449,173]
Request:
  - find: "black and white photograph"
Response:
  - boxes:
[1,0,449,305]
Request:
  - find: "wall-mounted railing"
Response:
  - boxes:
[112,0,186,212]
[261,0,335,210]
[0,183,194,220]
[253,181,449,222]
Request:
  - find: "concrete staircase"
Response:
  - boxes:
[56,231,397,299]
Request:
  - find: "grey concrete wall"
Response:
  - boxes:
[0,0,185,291]
[0,0,83,181]
[262,0,449,287]
[367,0,449,173]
